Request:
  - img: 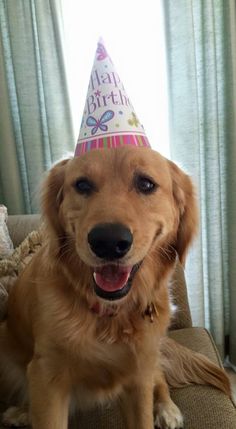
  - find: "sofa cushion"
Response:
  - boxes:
[171,385,236,429]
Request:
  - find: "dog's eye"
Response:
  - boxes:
[74,178,95,195]
[135,175,157,194]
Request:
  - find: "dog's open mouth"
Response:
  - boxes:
[93,264,140,301]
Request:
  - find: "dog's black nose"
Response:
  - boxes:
[88,223,133,260]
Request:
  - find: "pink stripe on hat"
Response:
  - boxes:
[74,134,150,156]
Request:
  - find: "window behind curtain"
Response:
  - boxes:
[60,0,170,157]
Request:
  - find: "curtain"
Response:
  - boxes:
[0,0,74,214]
[163,0,236,365]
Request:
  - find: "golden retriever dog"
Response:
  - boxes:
[0,146,231,428]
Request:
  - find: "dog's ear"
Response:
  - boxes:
[168,160,198,264]
[41,159,70,237]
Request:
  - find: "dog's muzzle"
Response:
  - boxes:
[88,222,140,300]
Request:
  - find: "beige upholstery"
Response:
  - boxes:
[7,214,42,248]
[0,215,235,429]
[170,263,192,330]
[170,329,236,429]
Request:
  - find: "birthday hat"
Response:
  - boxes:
[75,39,151,157]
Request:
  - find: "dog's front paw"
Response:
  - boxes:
[2,406,30,427]
[154,399,183,429]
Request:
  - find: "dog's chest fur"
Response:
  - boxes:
[40,290,159,407]
[67,326,158,408]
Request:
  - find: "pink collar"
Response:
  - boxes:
[90,301,158,322]
[90,301,118,317]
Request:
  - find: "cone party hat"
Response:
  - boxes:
[75,39,151,157]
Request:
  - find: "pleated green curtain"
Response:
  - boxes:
[0,0,74,214]
[163,0,236,365]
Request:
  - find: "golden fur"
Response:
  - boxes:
[0,147,231,428]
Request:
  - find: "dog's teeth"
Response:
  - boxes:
[93,272,97,283]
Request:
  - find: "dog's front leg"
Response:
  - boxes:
[153,370,183,429]
[27,356,70,429]
[120,380,154,429]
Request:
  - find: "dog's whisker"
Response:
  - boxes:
[42,233,76,244]
[56,246,73,263]
[151,244,176,262]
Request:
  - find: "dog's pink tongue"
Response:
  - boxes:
[94,265,132,292]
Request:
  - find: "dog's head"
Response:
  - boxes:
[42,147,197,304]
